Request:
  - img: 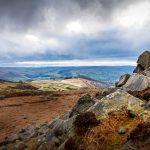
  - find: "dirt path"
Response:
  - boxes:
[0,89,98,142]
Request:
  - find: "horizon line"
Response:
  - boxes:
[0,59,136,67]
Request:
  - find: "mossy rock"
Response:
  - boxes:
[88,89,145,119]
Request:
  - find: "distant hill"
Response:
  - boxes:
[0,66,134,86]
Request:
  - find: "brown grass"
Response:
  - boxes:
[122,122,150,150]
[64,137,79,150]
[0,89,99,142]
[79,110,142,150]
[129,122,150,142]
[73,112,99,135]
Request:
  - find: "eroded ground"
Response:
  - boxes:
[0,89,98,142]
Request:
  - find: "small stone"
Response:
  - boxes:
[118,127,127,134]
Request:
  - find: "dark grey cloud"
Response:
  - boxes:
[0,0,142,30]
[76,0,132,13]
[0,0,149,66]
[0,0,46,30]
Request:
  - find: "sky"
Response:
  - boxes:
[0,0,150,66]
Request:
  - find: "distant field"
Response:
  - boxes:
[31,77,107,91]
[39,83,80,91]
[0,77,103,98]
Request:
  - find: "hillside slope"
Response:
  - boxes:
[0,51,150,150]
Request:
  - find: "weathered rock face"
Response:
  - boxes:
[49,117,75,136]
[143,67,150,77]
[118,51,150,91]
[116,74,130,87]
[88,89,145,118]
[137,51,150,70]
[133,64,144,73]
[128,88,150,101]
[69,94,96,117]
[123,73,150,91]
[133,51,150,73]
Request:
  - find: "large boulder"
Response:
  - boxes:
[123,73,150,91]
[88,89,145,118]
[116,74,130,87]
[134,51,150,73]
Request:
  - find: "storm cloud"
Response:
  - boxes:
[0,0,150,66]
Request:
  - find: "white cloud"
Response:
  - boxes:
[66,20,83,34]
[25,34,40,42]
[115,1,150,29]
[15,59,136,67]
[0,31,68,55]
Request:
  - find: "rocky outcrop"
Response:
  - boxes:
[137,51,150,70]
[117,51,150,92]
[134,51,150,73]
[69,94,96,117]
[95,87,119,99]
[116,74,130,87]
[116,51,150,92]
[123,73,150,91]
[88,89,145,118]
[0,89,146,150]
